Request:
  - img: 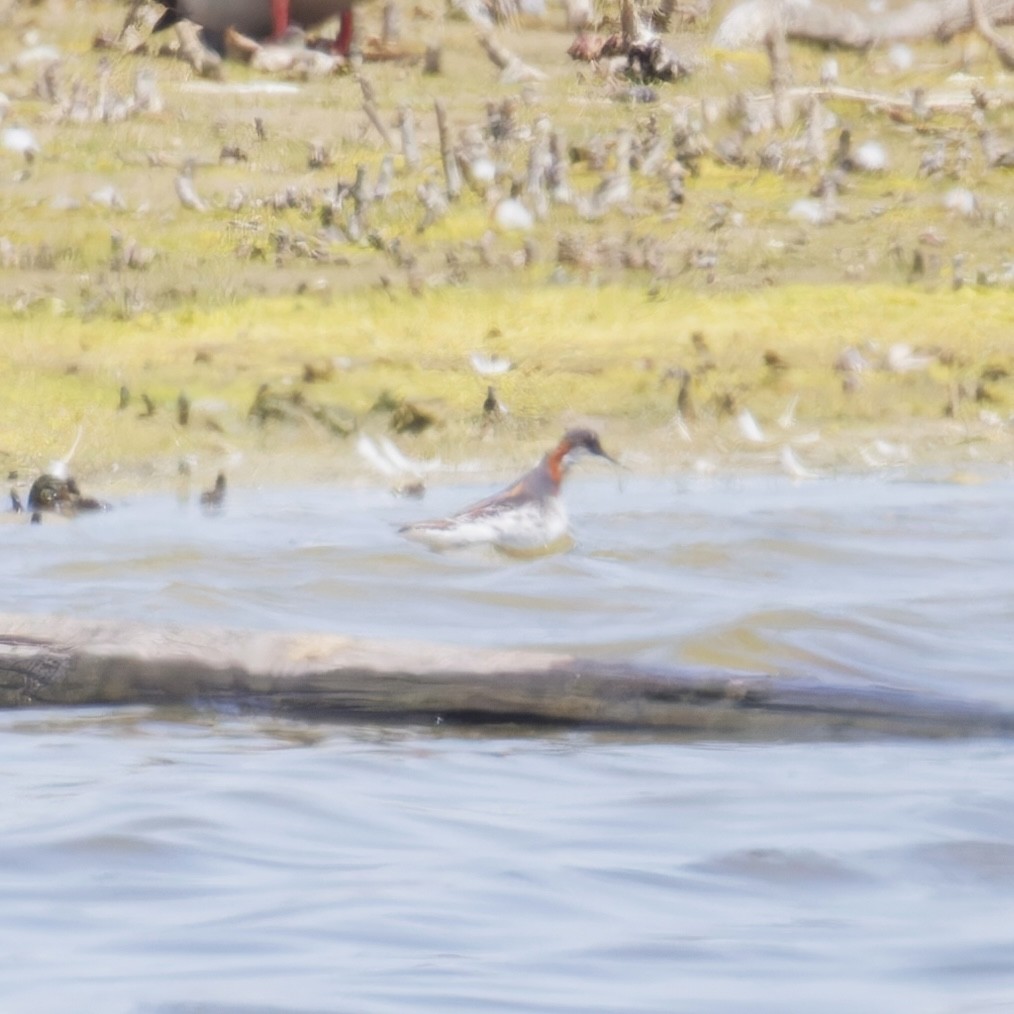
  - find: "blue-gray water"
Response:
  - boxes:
[2,471,1013,1012]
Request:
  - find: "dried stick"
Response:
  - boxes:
[620,0,637,46]
[764,15,794,129]
[434,98,462,200]
[398,104,420,170]
[783,83,1013,115]
[358,75,393,147]
[548,129,572,204]
[118,0,146,41]
[970,0,1014,70]
[175,21,223,79]
[476,31,547,83]
[381,1,401,45]
[804,96,827,166]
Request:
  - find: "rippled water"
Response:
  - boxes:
[2,471,1014,1011]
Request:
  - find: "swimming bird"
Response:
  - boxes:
[399,428,617,554]
[27,475,109,515]
[153,0,363,56]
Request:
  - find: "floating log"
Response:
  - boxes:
[0,613,1011,739]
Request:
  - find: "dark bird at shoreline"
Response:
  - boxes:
[27,475,110,516]
[152,0,366,56]
[482,385,506,420]
[200,472,227,509]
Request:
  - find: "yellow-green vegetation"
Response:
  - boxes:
[1,283,1011,491]
[0,0,1012,493]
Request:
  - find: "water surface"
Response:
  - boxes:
[2,471,1013,1011]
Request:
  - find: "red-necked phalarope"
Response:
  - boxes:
[399,429,617,554]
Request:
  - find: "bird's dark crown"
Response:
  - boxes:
[560,428,613,461]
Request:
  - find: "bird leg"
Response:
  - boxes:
[271,0,290,37]
[335,10,355,54]
[272,0,354,56]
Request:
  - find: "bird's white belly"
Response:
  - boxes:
[404,499,570,554]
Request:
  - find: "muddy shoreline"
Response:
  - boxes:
[1,2,1012,496]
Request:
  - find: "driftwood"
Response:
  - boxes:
[764,14,793,130]
[358,74,394,147]
[434,98,462,199]
[397,103,420,170]
[1,612,1012,740]
[476,30,547,82]
[620,0,638,45]
[174,20,223,79]
[715,0,1014,50]
[971,0,1014,67]
[745,83,1014,121]
[381,0,401,45]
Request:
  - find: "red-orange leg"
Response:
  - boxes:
[271,0,290,37]
[335,9,354,53]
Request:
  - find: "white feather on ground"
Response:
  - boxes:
[737,409,766,444]
[356,434,436,479]
[780,445,818,480]
[48,426,83,479]
[469,352,512,375]
[2,126,40,159]
[778,395,799,431]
